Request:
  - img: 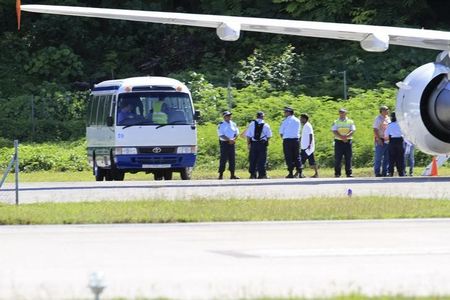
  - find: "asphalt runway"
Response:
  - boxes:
[1,219,450,299]
[0,176,449,204]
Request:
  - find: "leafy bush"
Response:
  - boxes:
[0,141,88,172]
[196,86,431,169]
[0,86,433,172]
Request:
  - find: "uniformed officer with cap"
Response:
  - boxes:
[332,108,356,177]
[217,111,240,179]
[245,111,272,179]
[384,112,405,176]
[279,106,303,178]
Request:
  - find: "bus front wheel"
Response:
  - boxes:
[154,171,164,181]
[114,171,125,181]
[163,170,173,180]
[180,167,193,180]
[95,167,105,181]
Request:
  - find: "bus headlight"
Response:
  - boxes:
[177,146,197,154]
[114,147,138,155]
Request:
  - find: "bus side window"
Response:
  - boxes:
[96,96,105,125]
[89,96,100,126]
[86,95,95,126]
[102,95,112,125]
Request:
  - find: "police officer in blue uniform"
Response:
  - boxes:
[384,112,406,176]
[217,111,240,179]
[279,106,303,178]
[246,111,272,179]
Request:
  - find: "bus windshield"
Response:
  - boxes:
[117,92,194,126]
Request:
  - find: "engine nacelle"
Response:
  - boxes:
[216,22,241,41]
[360,33,389,52]
[396,62,450,155]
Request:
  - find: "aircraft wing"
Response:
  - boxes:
[20,4,450,52]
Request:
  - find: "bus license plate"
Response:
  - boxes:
[143,164,171,169]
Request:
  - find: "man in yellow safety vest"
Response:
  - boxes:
[151,99,168,124]
[331,108,356,178]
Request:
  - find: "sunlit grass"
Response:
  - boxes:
[1,196,450,225]
[4,166,449,182]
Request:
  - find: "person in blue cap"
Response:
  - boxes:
[279,106,303,178]
[217,111,240,179]
[245,111,272,179]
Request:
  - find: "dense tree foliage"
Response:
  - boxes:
[0,0,448,169]
[1,0,448,99]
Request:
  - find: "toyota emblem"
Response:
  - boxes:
[152,147,162,153]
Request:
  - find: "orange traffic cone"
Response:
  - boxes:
[431,156,438,176]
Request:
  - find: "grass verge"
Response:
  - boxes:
[1,196,450,225]
[5,166,450,182]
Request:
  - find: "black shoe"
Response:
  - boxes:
[258,175,268,179]
[298,173,305,178]
[346,174,354,178]
[218,173,223,180]
[249,174,257,179]
[230,175,240,179]
[286,173,294,178]
[375,174,382,177]
[335,175,341,178]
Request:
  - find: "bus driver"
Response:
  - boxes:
[117,101,138,125]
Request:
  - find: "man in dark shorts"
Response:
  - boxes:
[300,113,318,178]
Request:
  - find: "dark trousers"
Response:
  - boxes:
[388,138,405,176]
[283,138,302,173]
[249,141,268,177]
[218,141,235,173]
[334,139,352,176]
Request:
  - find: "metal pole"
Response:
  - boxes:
[31,96,35,140]
[343,70,348,100]
[14,140,19,205]
[227,78,232,110]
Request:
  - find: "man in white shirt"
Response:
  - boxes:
[384,112,405,176]
[300,113,318,178]
[373,105,391,177]
[217,111,240,179]
[246,111,272,179]
[279,106,303,178]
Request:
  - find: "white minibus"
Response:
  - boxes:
[86,76,199,181]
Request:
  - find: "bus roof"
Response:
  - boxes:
[92,76,190,94]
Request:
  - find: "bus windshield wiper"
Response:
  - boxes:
[156,120,188,129]
[122,121,151,129]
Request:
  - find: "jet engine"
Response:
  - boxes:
[396,53,450,155]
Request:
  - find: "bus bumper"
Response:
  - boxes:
[114,153,196,170]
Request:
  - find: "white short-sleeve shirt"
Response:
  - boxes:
[300,122,315,154]
[218,120,239,141]
[245,119,272,141]
[279,115,300,139]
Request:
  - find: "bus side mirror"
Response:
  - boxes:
[106,116,114,127]
[194,110,201,120]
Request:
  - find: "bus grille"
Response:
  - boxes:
[138,147,176,154]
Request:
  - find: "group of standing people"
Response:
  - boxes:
[373,106,415,177]
[217,105,414,179]
[217,106,318,179]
